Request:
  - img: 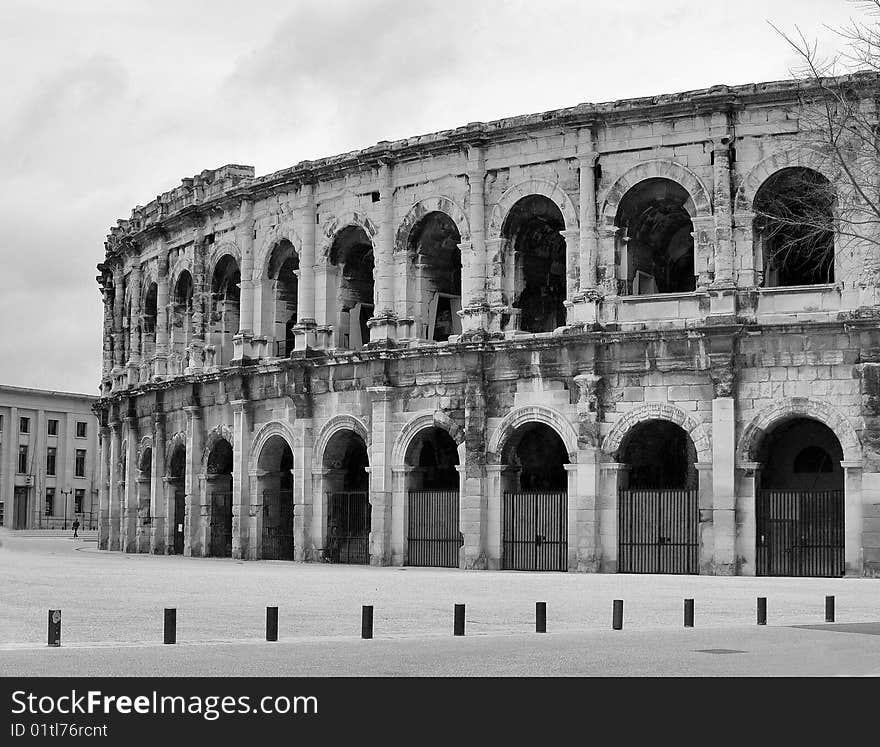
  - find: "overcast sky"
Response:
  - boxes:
[0,0,861,395]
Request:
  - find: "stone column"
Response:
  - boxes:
[161,476,176,554]
[390,466,413,565]
[292,419,313,560]
[460,144,490,334]
[98,424,110,549]
[709,134,737,318]
[294,183,318,350]
[843,461,864,575]
[569,138,601,325]
[598,463,628,572]
[112,265,125,376]
[101,282,114,381]
[154,248,170,378]
[233,200,255,361]
[484,464,504,569]
[561,228,581,305]
[108,419,121,550]
[127,262,142,385]
[231,399,250,559]
[183,405,203,556]
[188,236,206,372]
[711,392,736,574]
[696,461,714,573]
[122,414,139,552]
[150,411,166,554]
[368,161,397,344]
[367,386,394,564]
[735,462,760,575]
[247,471,263,559]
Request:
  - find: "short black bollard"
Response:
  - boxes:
[612,599,624,630]
[684,598,694,628]
[536,602,547,633]
[47,610,61,647]
[361,605,373,640]
[757,597,767,625]
[164,608,176,645]
[454,604,465,636]
[266,606,279,642]
[825,595,835,623]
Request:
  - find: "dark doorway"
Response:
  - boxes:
[168,445,186,555]
[323,431,370,564]
[258,435,294,560]
[206,438,233,558]
[13,487,29,529]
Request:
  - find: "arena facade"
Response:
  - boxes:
[95,75,880,577]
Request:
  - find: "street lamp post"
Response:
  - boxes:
[59,487,71,530]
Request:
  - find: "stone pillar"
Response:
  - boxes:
[150,411,166,554]
[247,471,263,560]
[460,144,490,334]
[696,461,714,573]
[154,249,170,378]
[599,462,628,572]
[390,466,413,566]
[101,283,114,381]
[484,464,504,569]
[711,395,736,574]
[107,420,121,550]
[98,424,110,549]
[112,265,125,374]
[188,236,207,372]
[231,399,250,559]
[692,216,715,291]
[310,468,329,556]
[183,405,203,556]
[368,162,397,344]
[122,415,139,552]
[709,134,736,318]
[233,200,255,361]
[570,449,601,572]
[843,461,864,575]
[367,386,394,564]
[161,477,176,554]
[569,140,600,325]
[294,183,318,350]
[127,262,142,384]
[292,419,313,560]
[735,462,760,575]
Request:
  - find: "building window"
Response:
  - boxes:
[45,488,55,516]
[76,421,87,439]
[19,417,29,434]
[75,449,86,478]
[46,447,57,476]
[47,419,58,436]
[74,489,85,514]
[18,445,28,474]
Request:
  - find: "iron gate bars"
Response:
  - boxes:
[617,489,699,574]
[327,491,370,564]
[502,492,567,571]
[407,490,461,567]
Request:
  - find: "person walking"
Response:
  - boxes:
[71,518,80,539]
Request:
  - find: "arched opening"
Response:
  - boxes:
[266,240,299,357]
[167,444,186,554]
[322,430,370,564]
[500,422,568,571]
[210,255,241,365]
[755,417,844,576]
[329,227,374,350]
[170,271,193,374]
[136,447,152,548]
[257,435,294,560]
[615,178,695,295]
[617,420,699,574]
[405,427,460,567]
[502,195,567,333]
[409,213,462,341]
[205,438,233,558]
[142,283,158,360]
[753,167,835,287]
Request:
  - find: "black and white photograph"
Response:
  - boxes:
[2,0,880,738]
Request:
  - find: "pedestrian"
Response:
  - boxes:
[71,518,80,539]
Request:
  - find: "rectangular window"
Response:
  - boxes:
[17,445,28,474]
[74,489,85,514]
[76,421,87,439]
[45,488,55,516]
[75,449,86,478]
[46,447,56,476]
[47,419,58,436]
[19,417,29,434]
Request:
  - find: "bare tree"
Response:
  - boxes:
[764,1,880,287]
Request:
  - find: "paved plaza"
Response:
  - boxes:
[3,530,880,675]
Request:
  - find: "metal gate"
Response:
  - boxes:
[618,489,699,574]
[407,490,461,567]
[327,491,370,564]
[210,491,233,558]
[173,488,185,555]
[756,490,844,577]
[502,492,567,571]
[262,490,294,560]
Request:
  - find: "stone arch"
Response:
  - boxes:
[255,223,304,281]
[248,420,297,475]
[201,424,234,473]
[487,406,579,462]
[391,411,465,467]
[602,403,712,464]
[735,148,838,213]
[140,261,159,291]
[319,212,379,260]
[207,241,242,280]
[164,431,186,476]
[487,178,579,240]
[395,196,470,252]
[737,397,861,465]
[169,258,193,294]
[136,435,153,471]
[312,414,371,470]
[600,159,713,225]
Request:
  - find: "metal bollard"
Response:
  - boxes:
[825,595,835,623]
[612,599,624,630]
[536,602,547,633]
[684,598,694,628]
[757,597,767,625]
[454,604,465,636]
[361,605,373,639]
[47,610,61,647]
[266,606,279,642]
[164,608,176,645]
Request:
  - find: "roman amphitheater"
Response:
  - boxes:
[94,75,880,577]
